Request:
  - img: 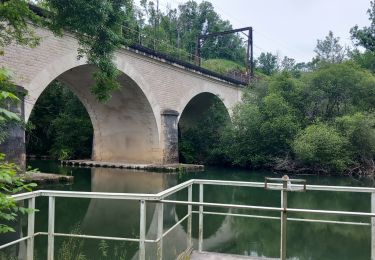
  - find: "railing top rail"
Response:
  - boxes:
[158,179,194,199]
[160,199,375,217]
[11,178,375,202]
[12,190,40,201]
[38,190,160,200]
[192,179,375,193]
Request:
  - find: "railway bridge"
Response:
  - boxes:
[0,27,244,167]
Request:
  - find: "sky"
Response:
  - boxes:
[149,0,372,62]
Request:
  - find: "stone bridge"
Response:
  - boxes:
[0,27,243,167]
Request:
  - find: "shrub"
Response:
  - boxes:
[335,113,375,163]
[293,123,350,173]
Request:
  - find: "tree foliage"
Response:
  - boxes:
[179,98,230,165]
[351,1,375,51]
[314,31,346,64]
[255,52,279,76]
[216,61,375,174]
[292,123,350,173]
[26,81,93,160]
[0,0,41,55]
[0,69,36,234]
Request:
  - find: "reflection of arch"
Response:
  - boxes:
[81,168,234,259]
[25,53,161,163]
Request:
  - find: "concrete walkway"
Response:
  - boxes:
[190,251,278,260]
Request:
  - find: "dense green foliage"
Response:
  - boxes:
[202,59,246,75]
[223,63,375,174]
[0,69,36,234]
[292,123,350,172]
[26,81,93,160]
[1,0,129,101]
[179,98,230,165]
[0,0,41,54]
[195,9,375,175]
[4,0,375,176]
[135,0,247,65]
[44,0,132,101]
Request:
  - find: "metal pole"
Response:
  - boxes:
[48,196,55,260]
[246,29,250,81]
[26,197,35,260]
[198,183,204,252]
[280,180,287,260]
[139,200,146,260]
[372,192,375,260]
[195,38,201,66]
[187,185,193,249]
[156,202,164,260]
[250,27,254,79]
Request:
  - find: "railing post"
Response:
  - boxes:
[198,183,204,252]
[187,184,193,250]
[26,197,35,260]
[280,180,288,260]
[48,196,55,260]
[372,192,375,260]
[139,200,146,260]
[156,202,163,260]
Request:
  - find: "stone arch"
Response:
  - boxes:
[178,92,231,130]
[176,87,234,119]
[25,57,161,163]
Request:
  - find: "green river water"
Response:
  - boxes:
[1,160,375,260]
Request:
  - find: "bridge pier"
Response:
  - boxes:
[161,109,179,164]
[0,87,26,171]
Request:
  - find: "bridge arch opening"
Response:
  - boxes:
[26,80,94,160]
[178,92,231,165]
[26,64,160,163]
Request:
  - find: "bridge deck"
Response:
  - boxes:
[190,251,278,260]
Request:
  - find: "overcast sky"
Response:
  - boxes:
[151,0,372,62]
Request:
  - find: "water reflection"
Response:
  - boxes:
[1,162,374,259]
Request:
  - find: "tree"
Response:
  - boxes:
[302,62,375,121]
[280,56,296,72]
[314,31,346,63]
[351,1,375,51]
[0,68,36,234]
[256,52,279,75]
[179,98,230,165]
[1,0,135,101]
[0,0,41,55]
[335,113,375,173]
[293,123,350,173]
[26,81,93,160]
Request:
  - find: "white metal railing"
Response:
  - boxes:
[1,178,375,260]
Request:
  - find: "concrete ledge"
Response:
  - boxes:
[21,172,74,184]
[60,160,204,172]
